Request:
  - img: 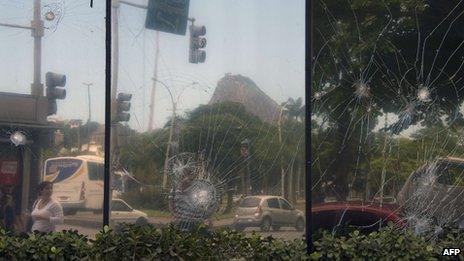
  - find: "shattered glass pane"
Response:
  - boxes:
[10,131,27,147]
[111,0,306,240]
[0,0,105,236]
[312,0,464,242]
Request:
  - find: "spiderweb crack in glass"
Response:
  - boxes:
[42,0,65,32]
[10,131,27,147]
[313,0,464,241]
[168,153,219,228]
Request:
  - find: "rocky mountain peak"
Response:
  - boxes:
[209,74,281,123]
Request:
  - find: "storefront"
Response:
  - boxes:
[0,126,55,216]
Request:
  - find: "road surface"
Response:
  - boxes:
[57,223,304,241]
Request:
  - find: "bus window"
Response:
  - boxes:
[44,158,83,182]
[88,162,104,181]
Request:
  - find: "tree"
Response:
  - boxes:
[313,0,464,200]
[284,97,305,121]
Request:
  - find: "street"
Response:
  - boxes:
[57,222,304,241]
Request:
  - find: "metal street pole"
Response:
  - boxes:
[246,154,251,195]
[148,31,160,132]
[379,114,388,207]
[0,1,43,96]
[163,102,176,189]
[110,0,147,193]
[152,79,175,189]
[278,103,287,197]
[153,79,196,189]
[241,139,251,196]
[108,0,120,225]
[109,0,157,132]
[83,82,93,123]
[32,0,44,96]
[111,0,119,103]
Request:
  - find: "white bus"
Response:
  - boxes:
[43,155,104,214]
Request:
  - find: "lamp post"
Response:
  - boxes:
[278,102,288,197]
[152,78,198,189]
[241,139,251,196]
[82,82,93,123]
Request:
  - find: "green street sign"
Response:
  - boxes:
[145,0,190,36]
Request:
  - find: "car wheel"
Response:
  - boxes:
[135,217,148,226]
[260,217,272,232]
[295,218,305,232]
[272,225,280,231]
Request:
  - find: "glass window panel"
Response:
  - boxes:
[240,197,261,208]
[0,0,105,238]
[267,198,280,209]
[279,198,292,210]
[88,162,104,181]
[111,0,306,240]
[313,0,464,239]
[112,199,131,211]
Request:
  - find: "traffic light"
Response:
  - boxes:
[189,24,206,63]
[45,72,66,115]
[114,92,132,122]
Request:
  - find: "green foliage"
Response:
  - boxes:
[4,224,464,260]
[0,229,91,261]
[0,225,307,260]
[121,186,168,210]
[312,120,464,201]
[310,225,455,260]
[118,100,305,211]
[312,0,464,199]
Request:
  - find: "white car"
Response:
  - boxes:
[111,199,148,224]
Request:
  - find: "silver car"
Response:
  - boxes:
[397,157,464,226]
[111,198,148,224]
[233,195,305,232]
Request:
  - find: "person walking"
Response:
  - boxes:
[30,181,63,232]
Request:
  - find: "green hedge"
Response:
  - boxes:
[2,224,464,260]
[0,224,307,261]
[311,225,464,260]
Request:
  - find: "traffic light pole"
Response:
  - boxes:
[110,1,145,223]
[0,0,43,96]
[108,0,121,225]
[32,0,44,96]
[110,0,159,133]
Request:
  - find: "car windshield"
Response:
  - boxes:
[239,197,261,208]
[436,163,464,186]
[112,201,131,211]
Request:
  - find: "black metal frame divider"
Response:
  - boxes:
[103,0,112,227]
[305,0,312,254]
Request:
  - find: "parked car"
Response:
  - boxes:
[111,198,148,224]
[233,195,305,232]
[311,201,405,234]
[397,157,464,226]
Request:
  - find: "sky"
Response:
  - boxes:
[0,0,305,132]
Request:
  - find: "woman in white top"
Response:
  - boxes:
[31,181,64,232]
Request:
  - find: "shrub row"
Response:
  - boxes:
[311,226,464,260]
[0,224,307,261]
[2,224,464,260]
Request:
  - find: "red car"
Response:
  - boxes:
[311,201,405,233]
